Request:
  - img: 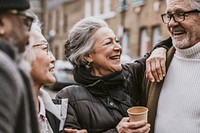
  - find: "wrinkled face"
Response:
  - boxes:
[30,28,56,86]
[0,11,31,53]
[166,0,200,49]
[85,27,122,76]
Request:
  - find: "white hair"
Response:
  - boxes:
[23,12,42,65]
[65,17,108,67]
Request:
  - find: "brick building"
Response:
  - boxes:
[30,0,169,60]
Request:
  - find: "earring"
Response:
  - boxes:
[85,62,91,69]
[0,29,4,36]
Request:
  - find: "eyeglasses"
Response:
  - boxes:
[5,10,34,31]
[161,9,200,24]
[33,43,51,55]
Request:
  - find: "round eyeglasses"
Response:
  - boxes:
[161,9,200,24]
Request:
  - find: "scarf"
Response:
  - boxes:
[73,66,134,116]
[73,66,124,86]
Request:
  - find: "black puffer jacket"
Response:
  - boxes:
[56,58,147,133]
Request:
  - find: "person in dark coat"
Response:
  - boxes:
[56,17,171,133]
[0,0,39,133]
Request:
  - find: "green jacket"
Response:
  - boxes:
[141,47,175,133]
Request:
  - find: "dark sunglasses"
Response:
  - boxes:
[5,10,34,31]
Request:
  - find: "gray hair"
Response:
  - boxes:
[65,17,108,67]
[166,0,200,10]
[23,12,42,64]
[189,0,200,9]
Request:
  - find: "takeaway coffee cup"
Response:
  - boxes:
[127,106,148,122]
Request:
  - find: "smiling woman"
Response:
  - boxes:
[55,17,171,133]
[85,27,122,76]
[23,13,67,133]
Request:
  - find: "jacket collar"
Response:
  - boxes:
[146,47,176,133]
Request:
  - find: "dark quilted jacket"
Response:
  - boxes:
[56,59,147,133]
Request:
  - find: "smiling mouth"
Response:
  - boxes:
[49,67,54,72]
[171,27,186,37]
[110,55,121,61]
[173,31,186,37]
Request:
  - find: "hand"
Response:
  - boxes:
[146,47,167,82]
[64,128,88,133]
[116,117,150,133]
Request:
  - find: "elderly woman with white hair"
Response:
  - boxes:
[23,14,68,133]
[56,17,172,133]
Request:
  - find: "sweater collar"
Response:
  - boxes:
[175,42,200,59]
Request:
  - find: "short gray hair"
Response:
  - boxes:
[65,17,108,67]
[166,0,200,10]
[189,0,200,10]
[23,12,42,64]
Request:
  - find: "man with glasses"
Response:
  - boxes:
[142,0,200,133]
[0,0,39,133]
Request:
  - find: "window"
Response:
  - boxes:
[119,0,128,11]
[94,0,100,16]
[63,13,68,33]
[48,13,52,33]
[94,0,116,19]
[55,46,59,59]
[48,10,56,35]
[103,0,110,13]
[140,28,149,56]
[56,9,60,34]
[85,0,91,17]
[132,0,145,7]
[121,29,130,55]
[152,26,162,47]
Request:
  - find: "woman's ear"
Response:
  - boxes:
[84,53,93,63]
[0,17,5,36]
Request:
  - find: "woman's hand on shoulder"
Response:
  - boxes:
[116,117,150,133]
[64,128,88,133]
[146,47,167,82]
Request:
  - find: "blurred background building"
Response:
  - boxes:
[30,0,169,60]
